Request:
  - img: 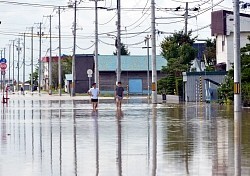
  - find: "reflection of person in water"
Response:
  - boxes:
[116,109,124,119]
[91,109,99,117]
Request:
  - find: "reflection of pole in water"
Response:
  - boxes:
[39,100,43,164]
[18,100,21,150]
[32,100,34,159]
[205,104,211,120]
[1,104,7,146]
[73,102,78,176]
[184,103,189,174]
[59,100,62,176]
[147,106,151,169]
[116,109,123,176]
[23,100,26,154]
[93,110,99,176]
[152,105,157,176]
[50,101,53,175]
[234,112,241,176]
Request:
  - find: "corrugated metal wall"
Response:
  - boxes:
[185,72,227,102]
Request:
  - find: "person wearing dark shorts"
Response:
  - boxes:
[88,83,100,111]
[115,82,124,109]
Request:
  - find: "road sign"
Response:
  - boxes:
[1,70,5,75]
[0,63,7,70]
[0,58,7,63]
[87,69,93,75]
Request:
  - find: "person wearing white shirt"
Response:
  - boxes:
[88,83,100,111]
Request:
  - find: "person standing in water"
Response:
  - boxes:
[115,82,124,109]
[88,83,100,111]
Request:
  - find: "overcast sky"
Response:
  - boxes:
[0,0,245,80]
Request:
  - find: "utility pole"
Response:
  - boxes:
[234,0,241,112]
[31,27,34,92]
[116,0,121,83]
[58,6,62,96]
[71,0,77,96]
[142,36,151,99]
[90,0,101,87]
[12,40,15,89]
[94,0,99,87]
[17,38,21,92]
[8,43,11,84]
[38,22,43,94]
[151,0,157,103]
[49,15,52,95]
[184,2,188,35]
[23,33,26,89]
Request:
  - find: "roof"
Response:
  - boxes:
[98,55,167,71]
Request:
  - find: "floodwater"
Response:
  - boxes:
[0,98,250,176]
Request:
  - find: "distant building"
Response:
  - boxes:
[64,54,167,94]
[41,56,60,90]
[211,10,250,70]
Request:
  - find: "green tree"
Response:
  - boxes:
[218,36,250,106]
[203,38,216,70]
[218,69,234,103]
[113,43,130,55]
[29,67,39,86]
[159,31,197,95]
[52,55,72,89]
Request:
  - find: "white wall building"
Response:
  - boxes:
[211,10,250,70]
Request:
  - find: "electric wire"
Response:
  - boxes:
[76,43,95,50]
[99,13,117,25]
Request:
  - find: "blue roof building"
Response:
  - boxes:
[98,55,167,71]
[65,54,167,94]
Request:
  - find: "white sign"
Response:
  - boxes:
[88,74,92,78]
[87,69,93,75]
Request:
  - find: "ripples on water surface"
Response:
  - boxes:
[0,99,250,176]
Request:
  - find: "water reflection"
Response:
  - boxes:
[73,101,77,176]
[92,110,99,176]
[152,105,157,176]
[1,100,250,175]
[59,100,62,176]
[234,112,241,176]
[116,109,122,176]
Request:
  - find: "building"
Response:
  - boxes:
[41,56,60,90]
[211,10,250,70]
[64,54,167,94]
[98,55,167,94]
[47,54,94,94]
[183,71,227,102]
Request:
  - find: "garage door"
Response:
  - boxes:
[129,79,142,94]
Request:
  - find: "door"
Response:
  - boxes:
[129,79,142,94]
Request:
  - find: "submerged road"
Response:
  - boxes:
[0,93,249,176]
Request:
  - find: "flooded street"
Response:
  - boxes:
[0,96,250,176]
